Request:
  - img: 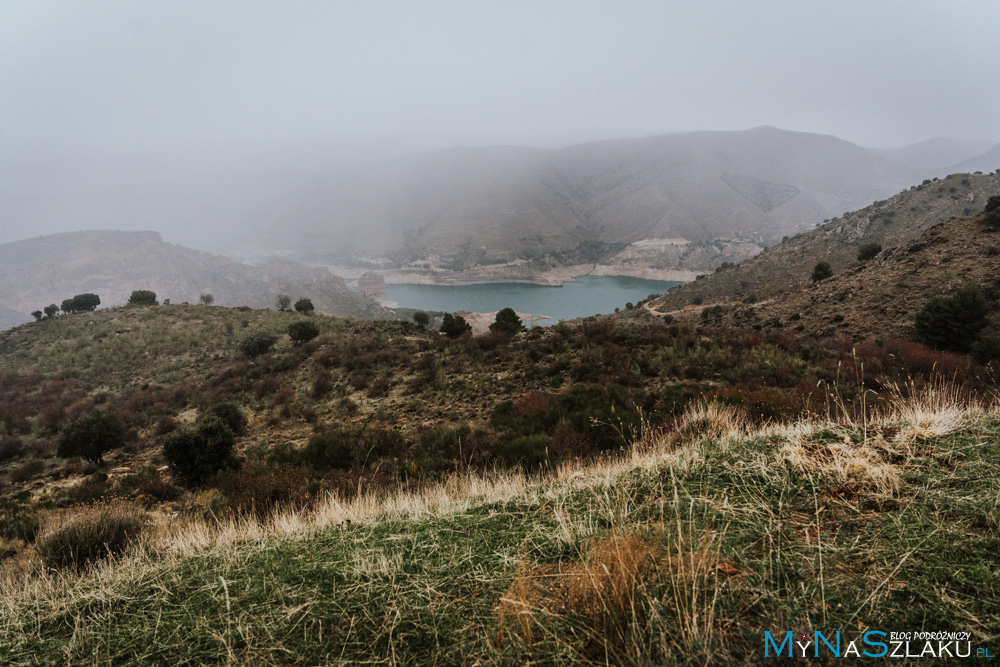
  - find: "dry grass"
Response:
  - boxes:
[2,381,996,664]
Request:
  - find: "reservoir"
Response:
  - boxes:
[385,275,683,325]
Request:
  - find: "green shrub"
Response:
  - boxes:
[204,402,247,436]
[914,283,990,352]
[985,195,1000,229]
[413,311,430,328]
[301,429,358,471]
[239,332,277,358]
[489,307,525,337]
[857,243,882,261]
[293,297,314,314]
[60,293,100,314]
[127,290,158,306]
[162,416,238,487]
[497,434,552,471]
[971,337,1000,365]
[35,502,145,571]
[811,261,833,282]
[441,313,471,339]
[57,409,126,463]
[288,320,320,345]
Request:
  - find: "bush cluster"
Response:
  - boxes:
[35,502,145,571]
[162,406,244,486]
[913,283,990,353]
[57,409,126,463]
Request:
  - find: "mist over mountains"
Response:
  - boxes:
[5,127,997,266]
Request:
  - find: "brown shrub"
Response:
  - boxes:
[497,535,665,654]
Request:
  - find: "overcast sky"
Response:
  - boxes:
[3,0,1000,165]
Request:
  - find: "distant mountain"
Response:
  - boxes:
[947,143,1000,175]
[3,128,922,277]
[651,172,1000,312]
[0,231,385,330]
[868,137,997,173]
[250,126,917,265]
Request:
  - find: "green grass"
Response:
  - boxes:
[3,400,998,664]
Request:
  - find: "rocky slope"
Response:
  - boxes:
[651,172,1000,311]
[665,208,1000,343]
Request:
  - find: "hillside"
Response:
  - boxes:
[700,209,1000,344]
[651,172,1000,312]
[0,231,386,329]
[2,386,998,663]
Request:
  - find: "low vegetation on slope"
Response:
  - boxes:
[1,385,997,664]
[653,171,1000,311]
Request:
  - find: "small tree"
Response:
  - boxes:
[239,331,277,358]
[413,311,430,328]
[489,307,525,337]
[61,293,101,314]
[199,293,215,306]
[857,243,882,262]
[127,290,158,306]
[288,320,319,345]
[31,311,43,321]
[44,304,59,318]
[914,282,990,352]
[811,261,833,282]
[57,409,126,463]
[275,294,292,311]
[162,416,238,487]
[440,313,471,339]
[294,297,314,314]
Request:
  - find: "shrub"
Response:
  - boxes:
[496,434,552,471]
[43,304,59,318]
[413,311,430,328]
[857,243,882,261]
[57,409,125,463]
[288,320,320,345]
[204,402,247,436]
[293,297,314,314]
[971,337,1000,365]
[239,332,277,358]
[199,293,215,306]
[301,429,357,471]
[127,290,158,306]
[275,294,292,311]
[60,293,100,314]
[441,313,472,339]
[489,307,525,337]
[914,283,990,352]
[691,296,704,306]
[985,195,1000,229]
[811,261,833,282]
[162,416,238,487]
[35,502,145,571]
[31,310,43,321]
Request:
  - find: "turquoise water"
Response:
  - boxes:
[385,276,682,325]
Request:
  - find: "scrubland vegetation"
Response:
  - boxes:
[0,302,998,663]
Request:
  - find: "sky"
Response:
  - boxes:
[3,0,999,162]
[1,1,1000,250]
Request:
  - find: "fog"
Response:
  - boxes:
[3,0,999,248]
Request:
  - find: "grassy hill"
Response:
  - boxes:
[2,385,998,664]
[0,231,386,330]
[652,172,1000,312]
[1,286,998,662]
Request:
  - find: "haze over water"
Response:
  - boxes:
[385,276,682,325]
